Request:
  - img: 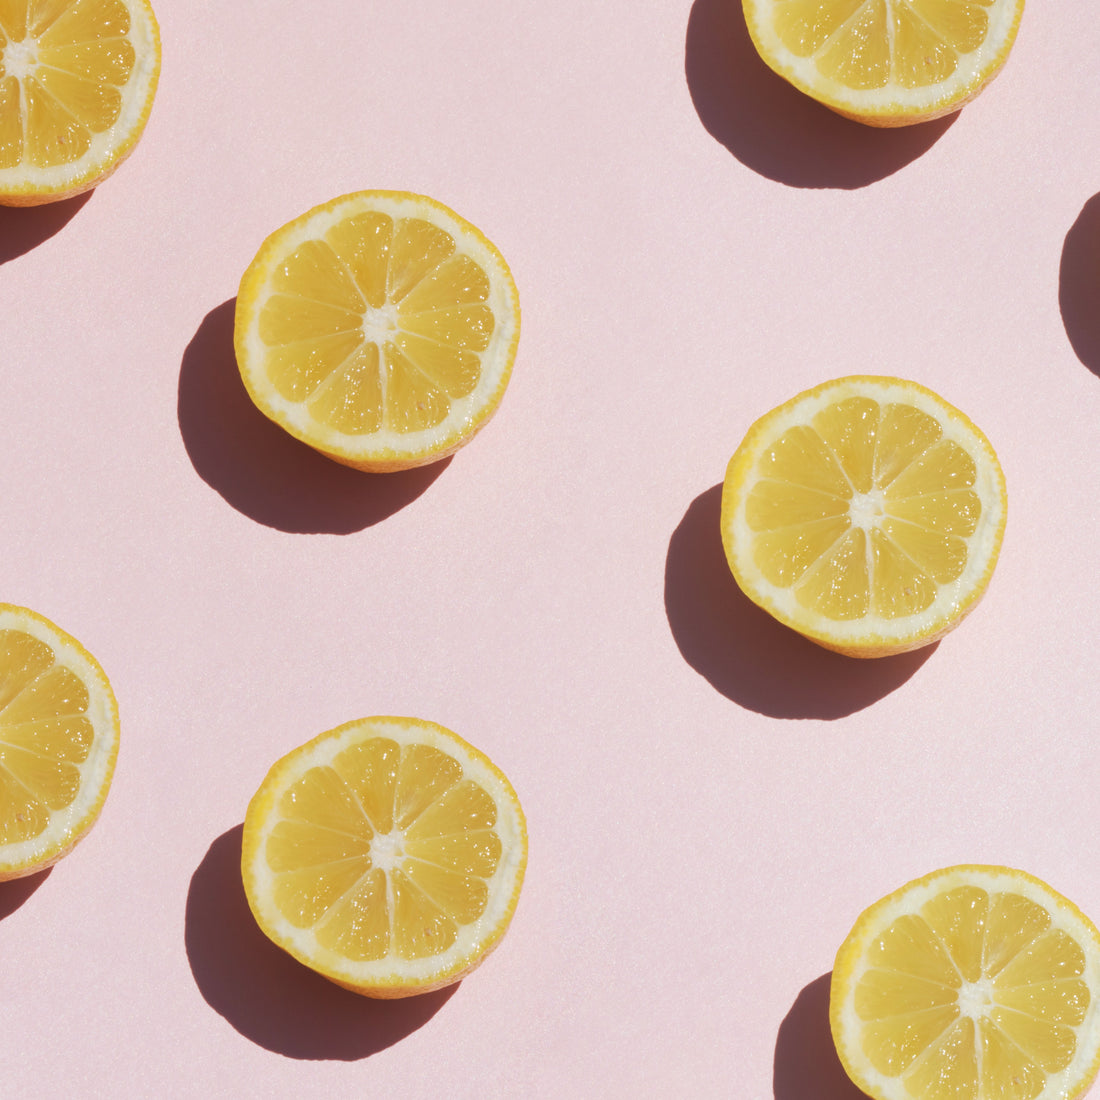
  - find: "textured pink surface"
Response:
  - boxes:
[2,2,1100,1096]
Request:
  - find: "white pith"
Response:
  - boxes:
[833,867,1100,1100]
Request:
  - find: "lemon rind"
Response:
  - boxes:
[830,865,1100,1100]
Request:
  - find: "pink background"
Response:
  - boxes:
[2,1,1099,1096]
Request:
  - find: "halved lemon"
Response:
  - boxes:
[831,865,1100,1100]
[241,716,527,998]
[0,0,161,206]
[0,603,119,880]
[720,376,1006,658]
[741,0,1025,127]
[234,191,521,472]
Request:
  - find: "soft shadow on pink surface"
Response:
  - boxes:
[185,825,457,1060]
[684,0,954,189]
[0,193,92,263]
[1059,193,1100,378]
[664,485,935,718]
[0,868,51,919]
[774,973,865,1100]
[178,299,450,533]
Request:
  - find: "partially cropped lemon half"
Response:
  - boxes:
[235,191,521,472]
[742,0,1025,126]
[0,603,119,880]
[0,0,161,205]
[720,376,1006,657]
[831,866,1100,1100]
[242,716,527,998]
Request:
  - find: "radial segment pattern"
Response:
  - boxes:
[744,396,980,620]
[854,887,1091,1099]
[264,737,503,961]
[257,212,496,436]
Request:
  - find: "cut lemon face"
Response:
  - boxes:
[0,0,161,206]
[234,191,521,472]
[831,866,1100,1100]
[241,716,527,998]
[0,604,119,880]
[720,376,1006,658]
[742,0,1024,127]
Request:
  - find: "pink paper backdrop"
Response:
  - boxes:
[3,1,1099,1096]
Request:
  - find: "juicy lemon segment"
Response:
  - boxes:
[742,0,1024,126]
[721,377,1006,657]
[0,603,119,879]
[242,716,527,998]
[235,191,521,472]
[831,866,1100,1100]
[0,0,160,205]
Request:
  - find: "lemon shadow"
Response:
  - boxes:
[1059,192,1100,379]
[684,0,955,189]
[177,299,450,533]
[0,866,52,920]
[664,484,936,718]
[773,973,864,1100]
[0,192,92,264]
[184,825,458,1060]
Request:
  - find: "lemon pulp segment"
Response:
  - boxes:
[0,0,134,168]
[266,736,503,962]
[745,395,979,620]
[257,212,494,437]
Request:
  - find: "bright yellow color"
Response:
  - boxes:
[241,716,527,998]
[0,603,119,879]
[0,0,160,205]
[741,0,1024,126]
[234,191,521,472]
[831,866,1100,1100]
[720,376,1006,657]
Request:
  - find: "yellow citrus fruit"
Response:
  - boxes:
[0,603,119,880]
[830,865,1100,1100]
[0,0,161,206]
[720,376,1006,658]
[234,190,521,473]
[741,0,1024,127]
[241,716,527,998]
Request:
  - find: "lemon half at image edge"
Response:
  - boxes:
[720,376,1006,658]
[0,0,161,205]
[0,603,119,879]
[241,716,527,998]
[741,0,1025,127]
[830,865,1100,1100]
[234,190,521,473]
